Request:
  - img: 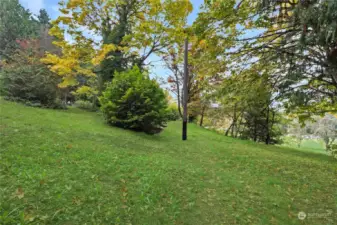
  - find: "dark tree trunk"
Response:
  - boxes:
[64,88,68,104]
[253,117,257,142]
[199,105,206,126]
[225,122,234,136]
[176,80,183,118]
[231,103,237,137]
[265,106,270,145]
[235,114,243,138]
[182,38,188,141]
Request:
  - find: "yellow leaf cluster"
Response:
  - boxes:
[49,26,64,40]
[76,85,97,95]
[91,44,117,66]
[67,0,85,8]
[199,39,207,48]
[42,0,193,91]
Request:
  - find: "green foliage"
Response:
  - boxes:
[99,3,131,84]
[215,63,283,144]
[99,66,168,134]
[331,144,337,159]
[73,76,100,108]
[37,9,50,25]
[240,107,283,144]
[0,0,38,59]
[74,100,97,111]
[199,0,337,114]
[0,51,64,109]
[166,103,180,121]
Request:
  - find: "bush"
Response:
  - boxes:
[0,52,64,108]
[99,66,168,134]
[74,100,97,111]
[167,103,181,121]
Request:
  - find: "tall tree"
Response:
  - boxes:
[312,114,337,151]
[42,0,192,94]
[164,30,224,120]
[216,62,282,144]
[197,0,337,115]
[0,0,38,60]
[38,9,51,25]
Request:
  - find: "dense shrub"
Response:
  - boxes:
[0,52,64,108]
[167,103,181,121]
[74,100,97,111]
[99,66,168,134]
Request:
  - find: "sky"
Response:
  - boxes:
[19,0,203,23]
[19,0,203,84]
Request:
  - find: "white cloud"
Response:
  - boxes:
[20,0,44,15]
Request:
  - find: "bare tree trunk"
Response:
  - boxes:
[225,122,234,136]
[265,106,270,145]
[231,103,237,137]
[253,117,257,142]
[199,105,206,126]
[176,79,183,118]
[235,114,243,138]
[268,110,276,144]
[324,137,333,151]
[182,37,188,141]
[64,88,68,105]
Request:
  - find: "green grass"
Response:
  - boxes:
[0,100,336,225]
[281,137,328,154]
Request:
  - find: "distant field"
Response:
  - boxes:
[281,137,328,154]
[0,100,336,224]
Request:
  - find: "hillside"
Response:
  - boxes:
[0,100,336,224]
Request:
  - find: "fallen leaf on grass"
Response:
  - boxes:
[14,187,24,199]
[72,197,81,205]
[39,215,49,221]
[24,213,35,222]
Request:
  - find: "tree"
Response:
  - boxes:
[0,0,38,60]
[215,62,282,144]
[38,9,51,25]
[312,114,337,152]
[0,49,63,108]
[99,66,168,134]
[164,31,224,121]
[288,120,309,148]
[42,0,192,95]
[197,0,337,115]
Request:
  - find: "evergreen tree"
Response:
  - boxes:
[0,0,38,60]
[99,66,169,134]
[38,9,51,25]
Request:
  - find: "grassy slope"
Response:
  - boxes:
[281,137,328,154]
[0,100,336,225]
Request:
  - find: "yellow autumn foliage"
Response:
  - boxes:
[91,44,117,66]
[76,85,98,95]
[41,0,192,93]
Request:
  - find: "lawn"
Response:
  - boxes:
[0,100,336,224]
[281,136,329,154]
